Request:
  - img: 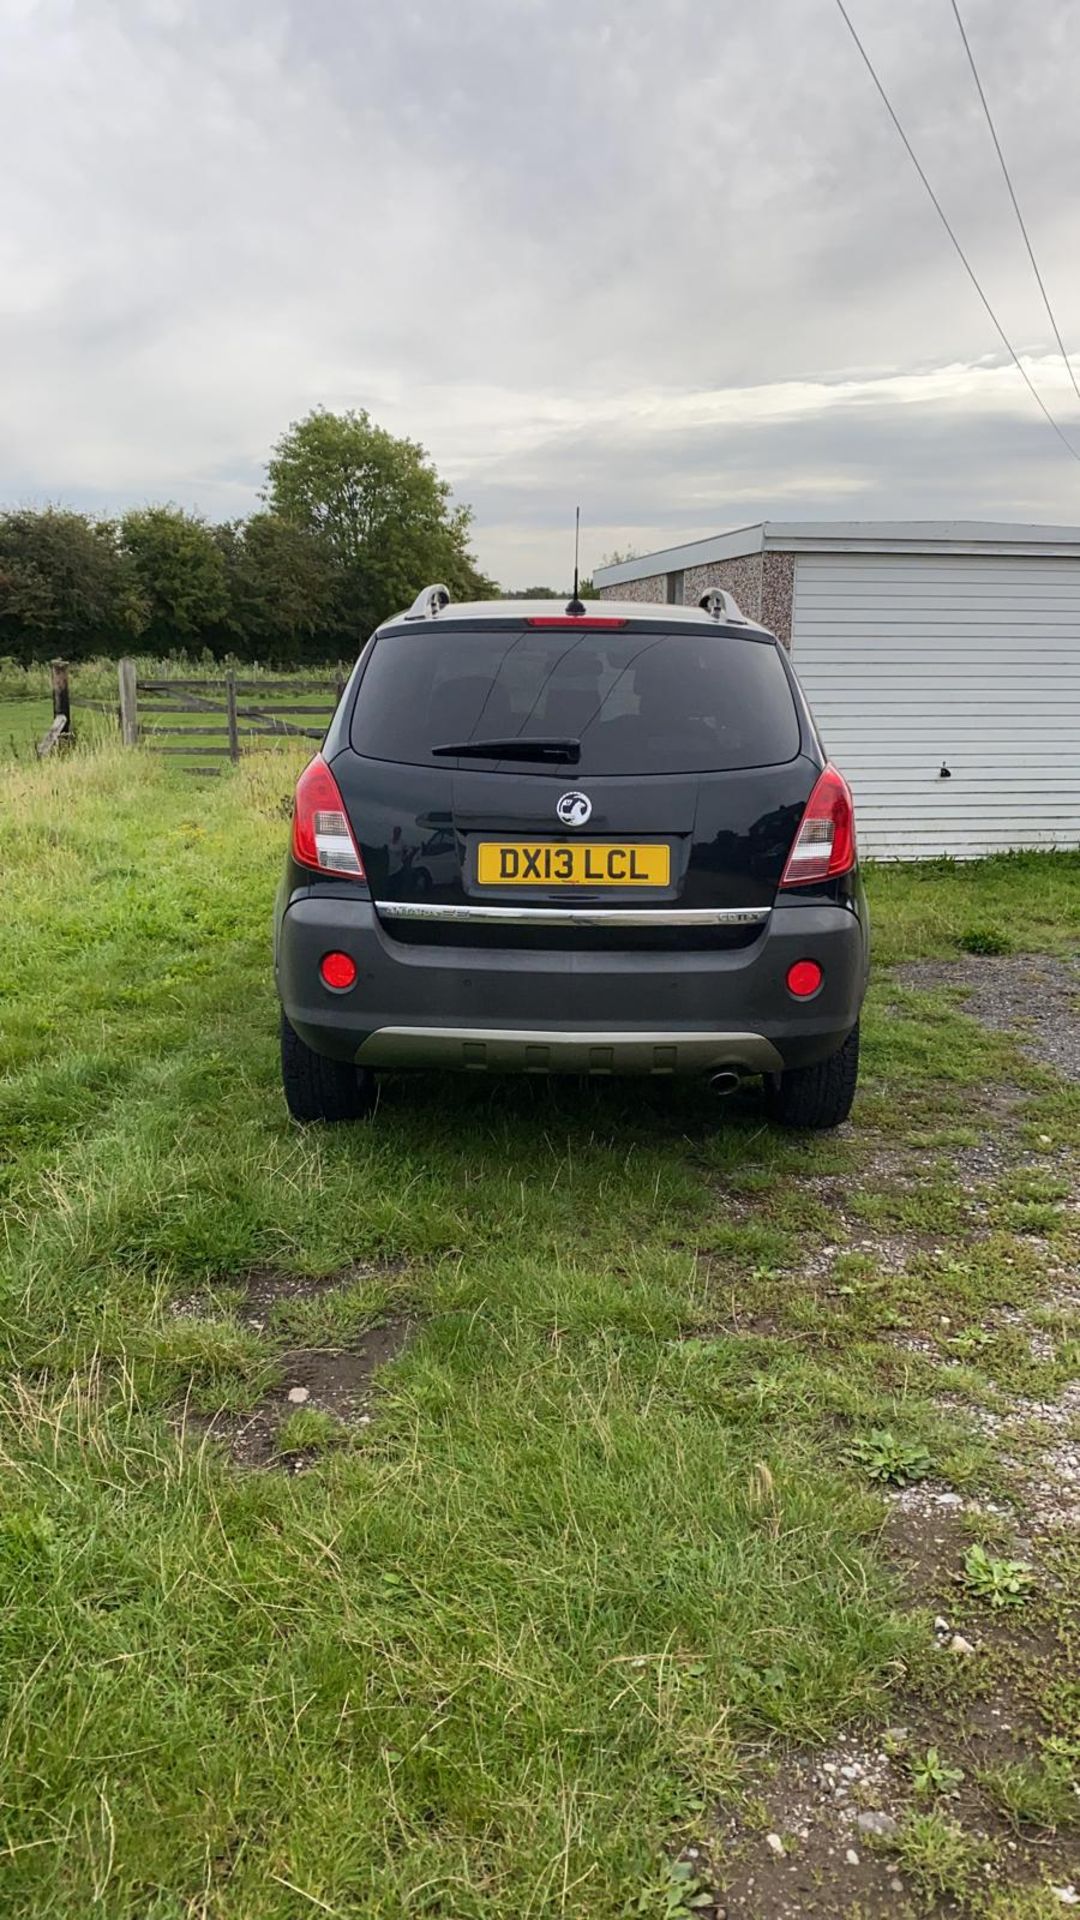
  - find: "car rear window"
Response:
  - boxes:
[349,626,801,774]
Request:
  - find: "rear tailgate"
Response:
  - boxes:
[450,763,815,912]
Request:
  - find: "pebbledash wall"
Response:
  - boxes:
[599,551,794,643]
[593,520,1080,858]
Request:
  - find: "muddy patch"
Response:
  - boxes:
[714,1611,1077,1918]
[714,1734,913,1919]
[704,1499,1076,1916]
[184,1309,415,1471]
[172,1258,407,1330]
[882,1501,990,1628]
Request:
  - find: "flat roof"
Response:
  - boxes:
[593,520,1080,587]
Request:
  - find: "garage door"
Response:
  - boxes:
[790,551,1080,858]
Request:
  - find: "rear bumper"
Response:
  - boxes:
[275,890,869,1077]
[354,1024,784,1074]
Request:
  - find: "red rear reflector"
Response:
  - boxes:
[525,616,627,628]
[787,959,823,998]
[319,950,358,990]
[780,764,856,886]
[292,754,365,878]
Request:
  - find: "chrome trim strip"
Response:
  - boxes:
[355,1026,784,1075]
[374,901,770,928]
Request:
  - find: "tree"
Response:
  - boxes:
[120,506,229,652]
[0,410,495,667]
[264,408,494,642]
[504,582,596,599]
[0,508,140,664]
[216,515,344,666]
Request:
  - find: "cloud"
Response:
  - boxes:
[1,0,1079,587]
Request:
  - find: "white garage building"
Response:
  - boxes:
[594,521,1080,858]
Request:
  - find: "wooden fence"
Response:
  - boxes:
[82,661,345,774]
[28,659,75,758]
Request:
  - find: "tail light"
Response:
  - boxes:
[780,764,856,887]
[291,754,365,878]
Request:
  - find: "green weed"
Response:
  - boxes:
[960,1544,1036,1610]
[849,1429,933,1486]
[909,1745,965,1796]
[633,1857,715,1915]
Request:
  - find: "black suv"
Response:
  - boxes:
[274,585,869,1127]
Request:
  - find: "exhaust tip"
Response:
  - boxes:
[708,1069,741,1096]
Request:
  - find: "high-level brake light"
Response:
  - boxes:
[525,616,627,629]
[291,754,366,878]
[780,765,856,887]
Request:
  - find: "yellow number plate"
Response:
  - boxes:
[476,841,670,887]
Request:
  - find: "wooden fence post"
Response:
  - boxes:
[225,671,240,763]
[50,658,74,745]
[118,659,139,745]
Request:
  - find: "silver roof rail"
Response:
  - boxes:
[698,587,748,624]
[403,583,451,621]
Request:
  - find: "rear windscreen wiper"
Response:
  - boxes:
[431,736,581,763]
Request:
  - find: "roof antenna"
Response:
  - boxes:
[566,506,586,616]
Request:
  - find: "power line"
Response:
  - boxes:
[948,0,1080,405]
[831,0,1080,464]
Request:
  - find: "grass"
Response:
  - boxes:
[0,694,53,760]
[0,651,351,702]
[0,652,350,773]
[888,1809,985,1900]
[0,742,1078,1916]
[866,847,1080,962]
[275,1406,347,1453]
[980,1754,1079,1834]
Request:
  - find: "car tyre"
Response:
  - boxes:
[763,1020,859,1130]
[280,1011,377,1123]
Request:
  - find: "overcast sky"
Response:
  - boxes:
[2,0,1079,587]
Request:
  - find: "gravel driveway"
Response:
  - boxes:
[895,951,1080,1080]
